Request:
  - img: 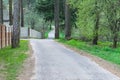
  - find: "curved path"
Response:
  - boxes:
[30,39,120,80]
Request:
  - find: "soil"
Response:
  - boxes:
[0,63,6,80]
[59,42,120,78]
[17,42,35,80]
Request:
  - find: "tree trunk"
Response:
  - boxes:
[92,1,100,45]
[20,0,24,27]
[113,31,118,48]
[0,0,3,24]
[54,0,59,39]
[65,0,71,40]
[92,13,99,45]
[41,22,45,39]
[9,0,13,25]
[12,0,20,48]
[27,0,30,9]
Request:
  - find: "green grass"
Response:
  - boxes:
[58,39,120,65]
[0,40,29,80]
[45,29,51,38]
[60,31,65,38]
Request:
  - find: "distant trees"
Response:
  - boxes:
[68,0,120,48]
[7,0,120,48]
[36,0,76,39]
[9,0,13,25]
[0,0,3,24]
[36,0,54,22]
[36,0,60,38]
[20,0,24,27]
[103,0,120,48]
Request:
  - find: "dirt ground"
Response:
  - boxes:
[17,43,35,80]
[0,63,6,80]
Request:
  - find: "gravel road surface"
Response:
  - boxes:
[30,39,120,80]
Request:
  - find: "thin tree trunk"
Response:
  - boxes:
[92,1,100,45]
[12,0,20,48]
[113,30,118,48]
[27,0,30,9]
[65,0,71,40]
[41,21,45,39]
[20,0,24,27]
[9,0,13,25]
[54,0,59,39]
[0,0,3,24]
[92,13,99,45]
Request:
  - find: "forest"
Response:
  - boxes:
[0,0,120,80]
[33,0,120,48]
[1,0,119,48]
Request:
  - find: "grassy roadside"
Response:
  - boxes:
[0,40,29,80]
[58,39,120,65]
[45,29,51,38]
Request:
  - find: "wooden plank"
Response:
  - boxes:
[1,25,6,48]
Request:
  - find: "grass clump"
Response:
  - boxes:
[0,40,29,80]
[58,39,120,65]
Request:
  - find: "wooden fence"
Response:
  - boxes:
[0,24,12,49]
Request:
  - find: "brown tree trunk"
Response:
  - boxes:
[113,34,118,48]
[92,13,99,45]
[54,0,59,39]
[20,0,24,27]
[9,0,13,25]
[65,0,71,40]
[0,0,3,24]
[113,31,118,48]
[12,0,20,48]
[92,1,100,45]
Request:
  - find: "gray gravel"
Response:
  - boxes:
[30,39,120,80]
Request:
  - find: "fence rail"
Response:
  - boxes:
[20,27,41,39]
[0,24,12,49]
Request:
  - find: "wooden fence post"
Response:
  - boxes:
[0,25,12,49]
[2,25,5,48]
[5,26,7,46]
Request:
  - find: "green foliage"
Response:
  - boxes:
[35,0,78,29]
[68,0,120,47]
[0,40,28,80]
[68,0,96,39]
[36,0,54,22]
[58,39,120,65]
[24,5,50,32]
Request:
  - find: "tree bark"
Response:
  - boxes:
[41,22,45,39]
[20,0,24,27]
[12,0,20,48]
[92,13,99,45]
[92,1,100,45]
[65,0,71,40]
[54,0,59,39]
[0,0,3,24]
[9,0,13,25]
[113,32,118,48]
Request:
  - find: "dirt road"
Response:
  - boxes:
[30,39,120,80]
